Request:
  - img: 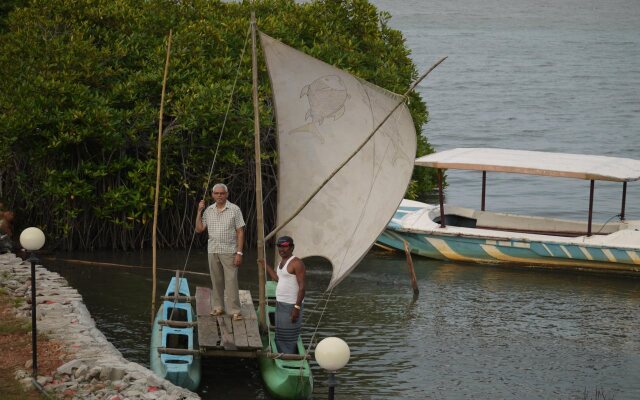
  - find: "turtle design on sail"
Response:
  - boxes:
[288,75,350,143]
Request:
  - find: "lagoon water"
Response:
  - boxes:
[374,0,640,221]
[45,0,640,399]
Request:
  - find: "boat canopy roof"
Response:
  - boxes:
[415,148,640,182]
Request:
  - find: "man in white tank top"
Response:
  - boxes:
[260,235,306,354]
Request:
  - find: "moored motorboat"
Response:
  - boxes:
[378,148,640,274]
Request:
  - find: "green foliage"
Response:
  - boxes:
[0,0,27,33]
[0,0,435,250]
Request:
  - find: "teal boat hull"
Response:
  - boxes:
[150,276,201,391]
[258,281,313,400]
[378,200,640,273]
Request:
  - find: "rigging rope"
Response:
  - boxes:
[168,25,251,321]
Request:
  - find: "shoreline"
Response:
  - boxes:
[0,252,200,400]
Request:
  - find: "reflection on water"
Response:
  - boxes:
[46,248,640,399]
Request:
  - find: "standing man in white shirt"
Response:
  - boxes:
[196,183,245,321]
[258,235,306,354]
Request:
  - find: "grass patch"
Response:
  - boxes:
[0,291,30,334]
[0,379,46,400]
[0,320,30,335]
[0,290,48,399]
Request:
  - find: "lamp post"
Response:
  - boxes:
[19,227,45,378]
[315,337,350,400]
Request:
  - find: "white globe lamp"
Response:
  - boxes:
[19,226,46,378]
[315,337,350,400]
[315,337,350,371]
[20,227,46,251]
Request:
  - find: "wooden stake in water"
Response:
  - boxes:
[403,240,419,297]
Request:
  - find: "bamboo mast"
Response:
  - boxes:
[151,30,172,324]
[251,13,267,330]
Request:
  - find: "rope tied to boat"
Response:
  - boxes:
[593,213,624,236]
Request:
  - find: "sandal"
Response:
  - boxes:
[232,313,243,321]
[210,309,224,316]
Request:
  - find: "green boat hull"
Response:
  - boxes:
[258,282,313,399]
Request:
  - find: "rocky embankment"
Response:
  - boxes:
[0,252,200,400]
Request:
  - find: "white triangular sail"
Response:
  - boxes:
[260,33,417,289]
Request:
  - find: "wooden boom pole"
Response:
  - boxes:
[151,30,172,324]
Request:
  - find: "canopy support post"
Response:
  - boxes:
[587,180,594,236]
[621,181,627,221]
[438,169,445,228]
[481,171,486,211]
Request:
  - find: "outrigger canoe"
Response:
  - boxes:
[150,275,201,391]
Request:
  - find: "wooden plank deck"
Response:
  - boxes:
[195,286,263,356]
